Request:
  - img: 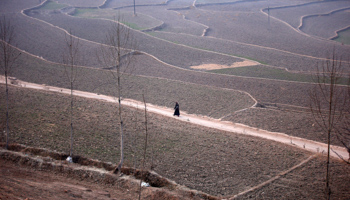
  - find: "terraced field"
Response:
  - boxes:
[1,0,350,199]
[300,8,350,39]
[2,85,350,199]
[267,0,350,29]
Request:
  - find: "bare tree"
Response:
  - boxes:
[139,93,149,200]
[335,64,350,163]
[62,31,81,160]
[98,16,136,173]
[130,104,140,170]
[309,52,348,199]
[0,16,20,149]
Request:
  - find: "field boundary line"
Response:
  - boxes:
[18,3,350,85]
[329,24,350,40]
[1,41,259,114]
[260,1,350,46]
[226,154,317,200]
[191,3,347,62]
[298,7,350,41]
[21,1,346,72]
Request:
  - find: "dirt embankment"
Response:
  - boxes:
[0,143,218,200]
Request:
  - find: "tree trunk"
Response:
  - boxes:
[116,65,124,173]
[139,94,148,200]
[5,72,9,150]
[70,80,74,157]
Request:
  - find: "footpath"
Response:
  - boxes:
[1,76,348,161]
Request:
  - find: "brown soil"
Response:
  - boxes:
[1,84,350,199]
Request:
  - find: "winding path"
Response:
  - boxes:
[1,76,348,162]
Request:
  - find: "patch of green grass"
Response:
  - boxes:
[184,44,267,65]
[333,27,350,45]
[210,66,309,82]
[73,8,125,20]
[122,22,142,30]
[38,0,68,10]
[189,45,213,52]
[73,8,98,17]
[146,32,157,37]
[73,8,115,19]
[234,55,267,65]
[196,0,236,4]
[210,65,350,84]
[76,15,142,30]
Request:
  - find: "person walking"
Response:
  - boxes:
[174,102,180,117]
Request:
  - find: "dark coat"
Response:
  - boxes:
[174,102,180,116]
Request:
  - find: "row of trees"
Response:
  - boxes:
[59,16,152,198]
[1,15,151,198]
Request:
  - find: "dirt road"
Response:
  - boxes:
[1,76,348,161]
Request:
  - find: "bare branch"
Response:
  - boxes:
[309,50,349,199]
[0,16,20,150]
[98,15,137,174]
[61,30,82,159]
